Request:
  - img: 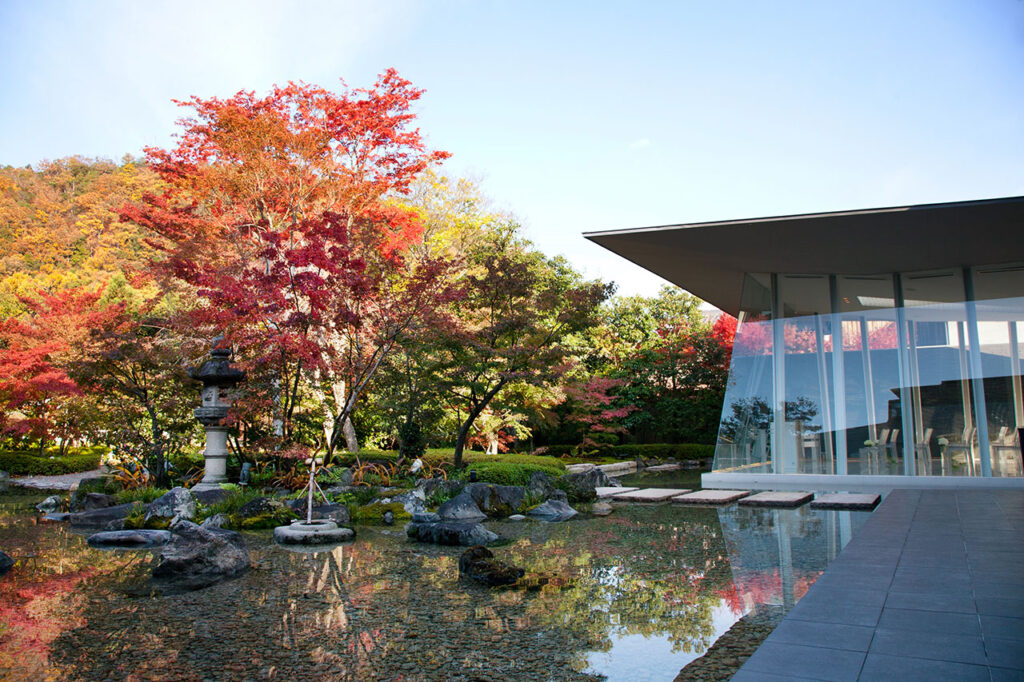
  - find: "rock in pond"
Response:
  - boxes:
[0,550,13,576]
[508,514,527,521]
[42,512,70,522]
[70,501,144,528]
[201,513,228,529]
[527,499,578,522]
[236,496,285,518]
[36,495,63,513]
[526,471,566,502]
[274,520,355,546]
[459,545,524,587]
[590,502,613,516]
[146,487,197,525]
[80,492,116,511]
[286,500,352,525]
[464,483,527,518]
[87,530,173,548]
[560,468,611,502]
[152,520,250,590]
[412,512,440,523]
[406,521,499,546]
[436,490,487,522]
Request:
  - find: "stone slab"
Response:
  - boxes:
[612,488,691,502]
[563,463,594,474]
[644,463,681,472]
[737,491,814,508]
[597,461,637,474]
[810,493,881,510]
[672,489,752,505]
[595,486,639,498]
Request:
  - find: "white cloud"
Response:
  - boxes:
[628,137,651,150]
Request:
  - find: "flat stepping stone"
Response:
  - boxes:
[738,491,814,508]
[595,486,638,498]
[645,464,681,472]
[672,490,752,505]
[810,493,881,510]
[612,488,691,502]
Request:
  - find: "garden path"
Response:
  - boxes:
[11,466,108,490]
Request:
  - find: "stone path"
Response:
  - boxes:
[734,488,1024,681]
[673,489,752,505]
[595,486,638,498]
[10,467,108,491]
[811,493,881,510]
[738,491,814,508]
[611,488,691,502]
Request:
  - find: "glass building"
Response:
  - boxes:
[586,197,1024,490]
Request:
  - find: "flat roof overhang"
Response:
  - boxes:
[584,195,1024,317]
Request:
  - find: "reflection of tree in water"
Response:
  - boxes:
[719,396,819,440]
[47,508,737,681]
[0,518,147,680]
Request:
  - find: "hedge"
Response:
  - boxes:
[0,449,104,476]
[533,443,715,460]
[458,461,565,487]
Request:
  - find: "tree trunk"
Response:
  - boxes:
[343,416,359,454]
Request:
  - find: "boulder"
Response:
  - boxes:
[436,490,486,522]
[463,483,527,518]
[286,500,352,524]
[559,468,611,503]
[406,521,499,546]
[416,477,464,501]
[526,471,566,502]
[152,520,250,590]
[145,487,197,525]
[0,550,13,576]
[70,476,110,509]
[527,499,578,522]
[87,530,173,548]
[191,487,229,505]
[36,495,63,513]
[80,492,116,511]
[412,512,440,523]
[458,545,524,587]
[201,513,229,529]
[42,512,71,522]
[387,491,426,516]
[236,496,285,518]
[70,502,144,528]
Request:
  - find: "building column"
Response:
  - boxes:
[894,274,916,476]
[829,276,848,475]
[771,274,787,474]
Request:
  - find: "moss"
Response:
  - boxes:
[351,502,411,524]
[228,507,298,530]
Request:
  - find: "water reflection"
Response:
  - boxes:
[0,492,870,681]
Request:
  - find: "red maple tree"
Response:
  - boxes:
[122,72,456,458]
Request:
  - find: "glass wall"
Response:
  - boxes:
[712,264,1024,478]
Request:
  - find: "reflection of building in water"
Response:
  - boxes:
[717,506,866,612]
[587,196,1024,489]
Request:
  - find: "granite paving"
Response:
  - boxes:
[735,488,1024,680]
[810,493,881,510]
[611,488,691,502]
[594,486,638,498]
[672,489,751,505]
[738,491,814,508]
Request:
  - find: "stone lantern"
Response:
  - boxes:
[189,337,245,491]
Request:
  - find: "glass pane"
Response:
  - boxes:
[713,274,774,473]
[901,269,974,476]
[971,264,1024,477]
[835,276,903,475]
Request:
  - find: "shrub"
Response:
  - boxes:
[398,419,426,460]
[0,449,103,476]
[114,486,169,505]
[459,461,564,487]
[606,443,715,460]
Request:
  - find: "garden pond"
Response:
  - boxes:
[0,482,872,681]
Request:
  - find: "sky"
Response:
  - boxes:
[2,0,1023,299]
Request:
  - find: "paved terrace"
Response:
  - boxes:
[734,488,1024,681]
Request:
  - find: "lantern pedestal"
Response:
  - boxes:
[189,339,244,493]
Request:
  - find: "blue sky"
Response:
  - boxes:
[2,0,1023,298]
